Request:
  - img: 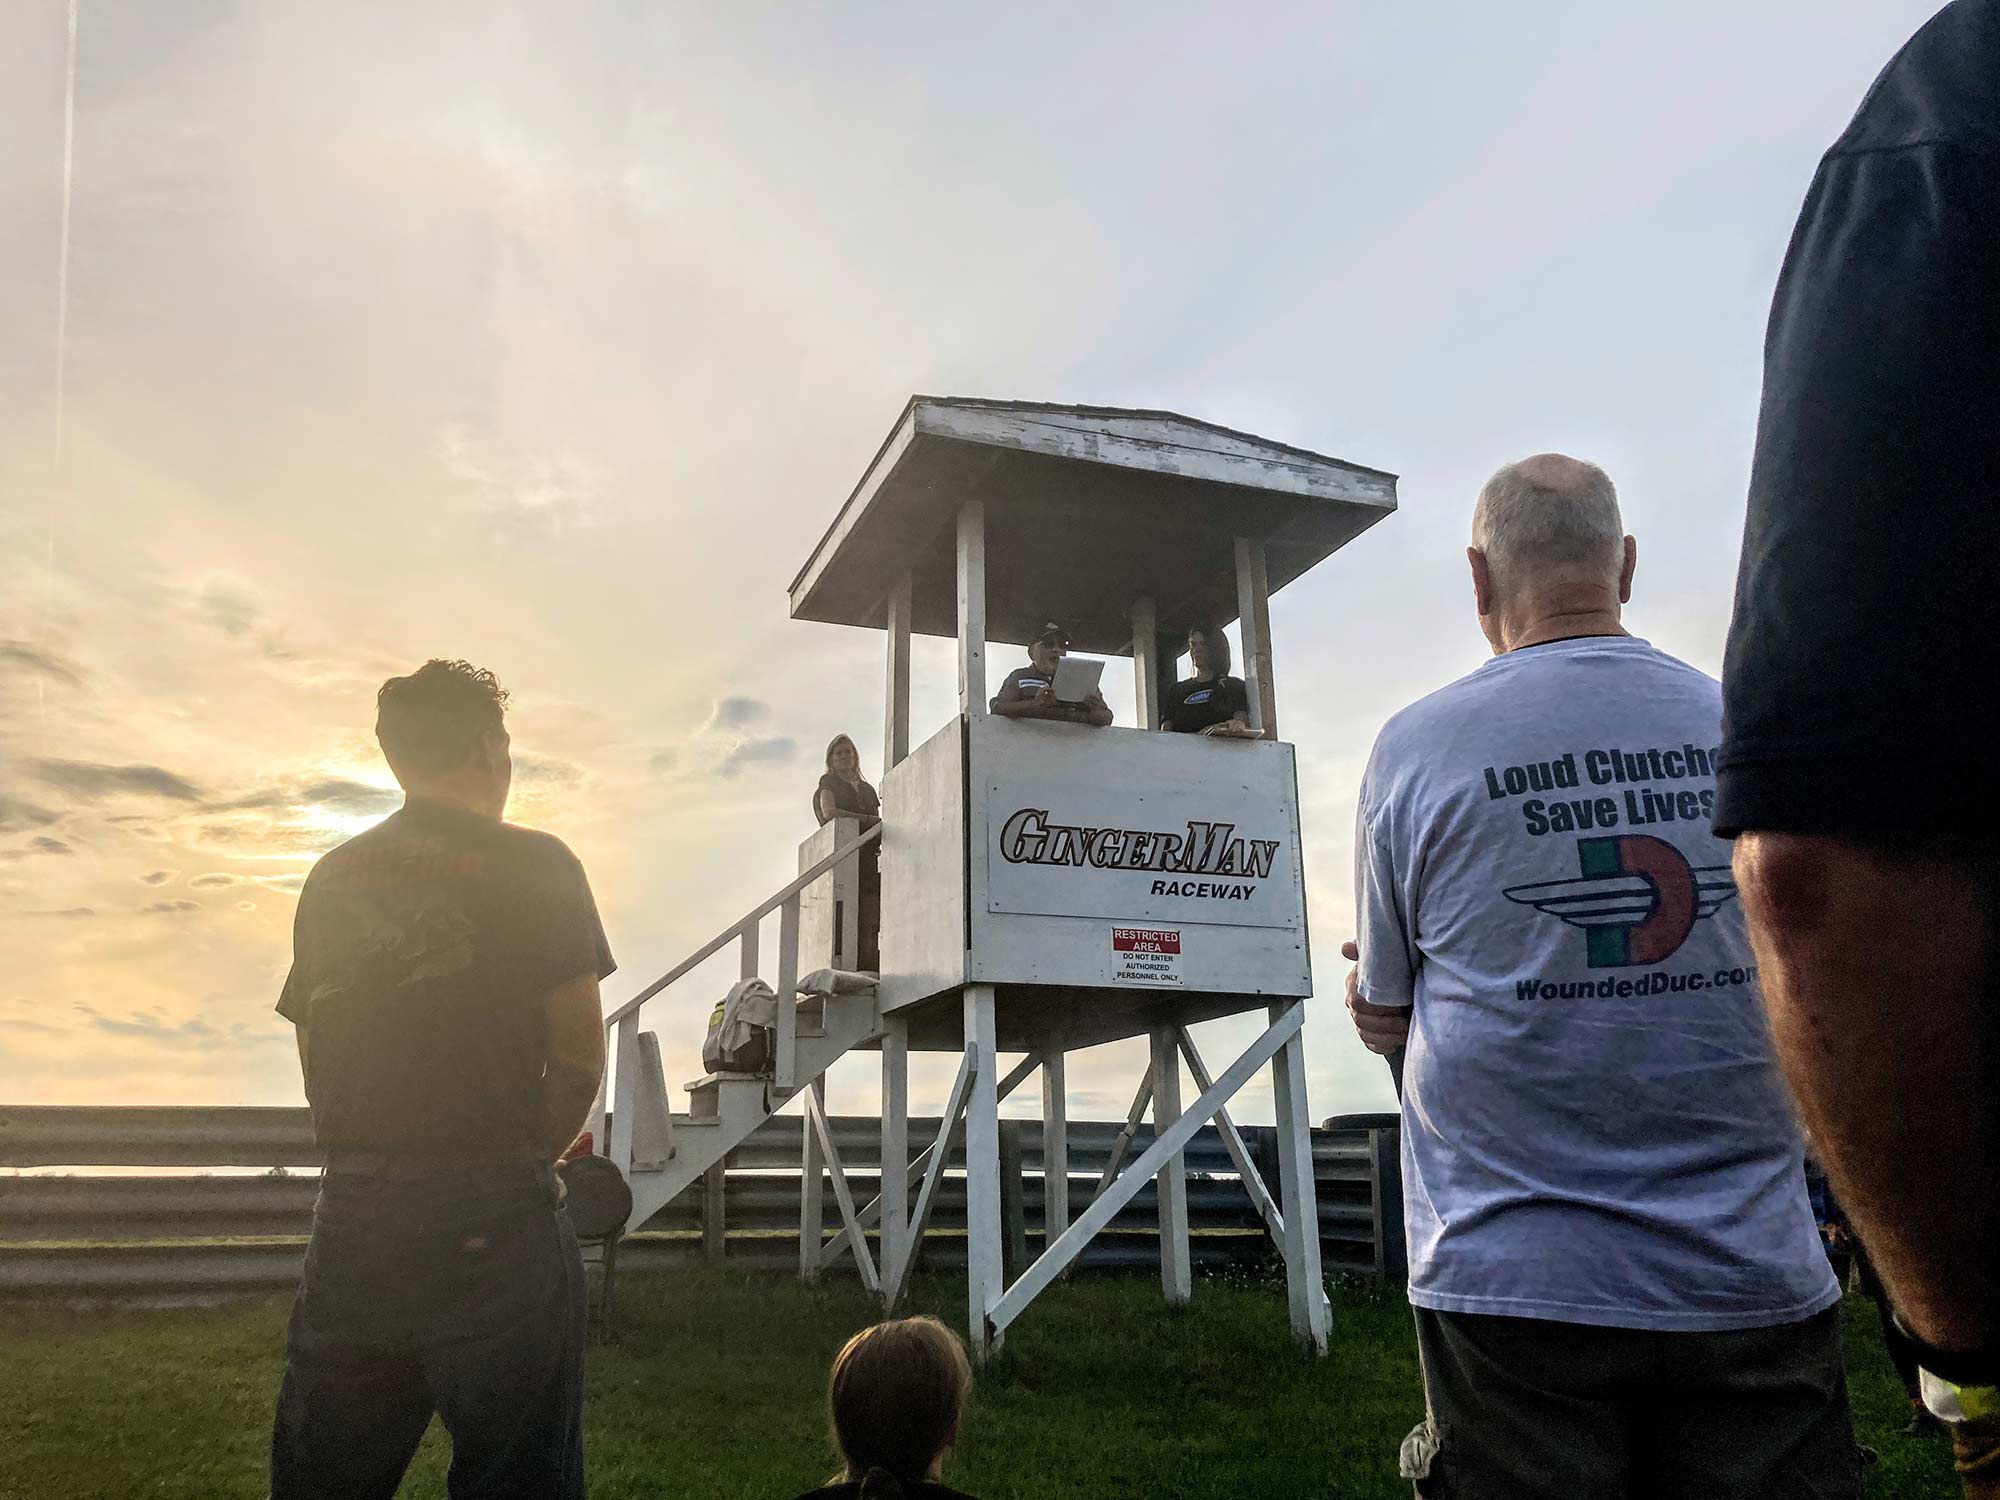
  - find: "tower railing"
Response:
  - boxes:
[598,822,883,1176]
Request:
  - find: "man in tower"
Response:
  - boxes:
[988,622,1112,726]
[269,658,613,1500]
[1345,456,1856,1497]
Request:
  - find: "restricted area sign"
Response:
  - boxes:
[1110,926,1183,987]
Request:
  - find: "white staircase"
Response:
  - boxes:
[592,821,883,1239]
[618,986,883,1233]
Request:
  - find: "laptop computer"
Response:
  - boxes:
[1051,655,1105,704]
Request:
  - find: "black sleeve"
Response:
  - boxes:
[274,868,319,1023]
[1224,677,1252,718]
[1717,140,2000,838]
[813,773,840,824]
[276,967,304,1024]
[526,841,617,993]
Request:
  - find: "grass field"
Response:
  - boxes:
[0,1268,1958,1499]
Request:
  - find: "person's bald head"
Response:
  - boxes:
[1471,454,1625,591]
[1467,454,1636,653]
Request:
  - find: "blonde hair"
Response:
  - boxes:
[828,1316,972,1493]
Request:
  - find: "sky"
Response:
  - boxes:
[0,1,1945,1126]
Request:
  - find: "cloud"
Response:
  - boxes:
[707,696,769,732]
[211,775,401,818]
[194,581,260,640]
[32,760,203,802]
[512,754,583,788]
[439,424,602,537]
[186,580,299,661]
[0,796,61,832]
[0,641,88,690]
[139,870,178,885]
[141,900,203,916]
[71,1003,288,1052]
[27,907,96,920]
[253,873,309,894]
[0,835,74,863]
[650,700,795,780]
[717,735,797,777]
[300,777,401,815]
[109,821,171,842]
[73,1005,211,1043]
[187,873,240,889]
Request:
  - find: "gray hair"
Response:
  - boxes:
[1471,454,1623,588]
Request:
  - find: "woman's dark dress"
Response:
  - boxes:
[813,773,881,971]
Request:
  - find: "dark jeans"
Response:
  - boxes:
[1403,1305,1860,1499]
[270,1160,586,1500]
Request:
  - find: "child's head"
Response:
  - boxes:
[828,1316,972,1490]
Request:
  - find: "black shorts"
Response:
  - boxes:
[1402,1306,1860,1500]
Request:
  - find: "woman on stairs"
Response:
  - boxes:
[812,734,881,973]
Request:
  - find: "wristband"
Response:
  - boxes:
[1892,1310,2000,1390]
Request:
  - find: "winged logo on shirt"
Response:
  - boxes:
[1502,834,1737,968]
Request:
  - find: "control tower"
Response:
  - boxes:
[598,396,1395,1360]
[793,397,1396,1354]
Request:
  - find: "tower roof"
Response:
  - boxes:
[788,396,1397,653]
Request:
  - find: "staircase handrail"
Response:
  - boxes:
[602,820,883,1029]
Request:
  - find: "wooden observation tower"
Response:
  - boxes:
[598,396,1396,1360]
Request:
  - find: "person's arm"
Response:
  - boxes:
[1738,834,1998,1354]
[1081,689,1113,728]
[276,886,315,1092]
[1343,938,1409,1055]
[539,972,606,1163]
[990,683,1057,718]
[1198,680,1258,737]
[814,786,838,824]
[1349,797,1419,1091]
[1721,130,2000,1357]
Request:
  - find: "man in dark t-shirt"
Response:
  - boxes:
[1717,2,2000,1477]
[1161,624,1258,737]
[988,622,1112,726]
[270,658,614,1500]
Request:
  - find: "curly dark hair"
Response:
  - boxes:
[375,659,508,784]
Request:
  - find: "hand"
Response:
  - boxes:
[1343,939,1410,1055]
[1033,685,1058,708]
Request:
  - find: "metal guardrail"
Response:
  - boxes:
[0,1105,1403,1293]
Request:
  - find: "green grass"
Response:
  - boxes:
[0,1270,1958,1499]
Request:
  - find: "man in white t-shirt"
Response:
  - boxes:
[1346,455,1857,1499]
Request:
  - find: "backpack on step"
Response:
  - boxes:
[702,977,781,1074]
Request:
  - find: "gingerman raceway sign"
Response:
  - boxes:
[985,777,1301,930]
